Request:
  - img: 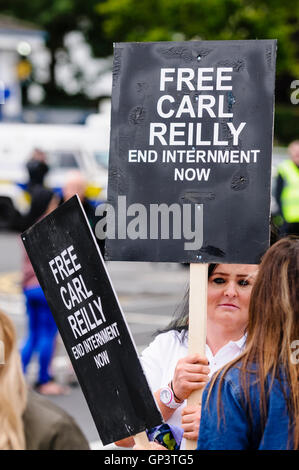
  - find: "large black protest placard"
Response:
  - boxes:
[105,40,276,264]
[22,196,162,445]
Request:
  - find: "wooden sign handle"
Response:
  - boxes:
[185,263,208,450]
[133,431,152,449]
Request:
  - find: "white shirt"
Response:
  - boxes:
[140,329,246,449]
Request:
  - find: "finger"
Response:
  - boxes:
[182,414,197,425]
[181,405,201,416]
[184,364,211,375]
[181,411,201,424]
[181,421,196,432]
[185,354,209,365]
[172,375,208,400]
[178,369,206,378]
[175,379,207,394]
[186,381,208,392]
[184,431,199,441]
[181,372,210,383]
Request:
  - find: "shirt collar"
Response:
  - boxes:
[231,333,247,351]
[205,333,247,359]
[185,331,247,353]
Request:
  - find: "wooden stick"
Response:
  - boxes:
[185,263,208,450]
[133,431,152,449]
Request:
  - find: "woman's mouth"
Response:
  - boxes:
[218,303,240,309]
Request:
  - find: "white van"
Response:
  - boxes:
[0,120,110,229]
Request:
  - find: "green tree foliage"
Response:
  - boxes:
[1,0,299,129]
[97,0,299,78]
[97,0,299,142]
[0,0,112,55]
[0,0,111,103]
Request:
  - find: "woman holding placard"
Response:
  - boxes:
[140,263,258,449]
[116,262,258,449]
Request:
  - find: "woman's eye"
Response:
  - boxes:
[212,277,225,284]
[238,279,249,286]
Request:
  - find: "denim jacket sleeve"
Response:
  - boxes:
[197,372,251,450]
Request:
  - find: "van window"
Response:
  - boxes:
[47,151,79,169]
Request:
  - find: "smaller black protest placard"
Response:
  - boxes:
[22,195,162,445]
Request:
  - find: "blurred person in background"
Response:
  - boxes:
[16,148,53,232]
[61,169,104,254]
[0,309,89,450]
[26,148,49,189]
[62,169,95,227]
[275,140,299,236]
[20,192,67,395]
[60,169,104,386]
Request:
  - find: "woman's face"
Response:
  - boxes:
[207,264,258,334]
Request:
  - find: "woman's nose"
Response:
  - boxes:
[224,282,238,297]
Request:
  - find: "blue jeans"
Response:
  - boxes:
[21,286,58,385]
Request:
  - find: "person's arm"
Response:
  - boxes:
[115,334,173,447]
[48,417,90,450]
[114,388,182,447]
[115,436,135,447]
[134,442,165,450]
[116,354,209,447]
[114,388,180,447]
[151,353,210,423]
[197,375,250,450]
[153,387,183,421]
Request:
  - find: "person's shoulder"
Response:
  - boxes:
[209,361,246,399]
[210,362,266,407]
[23,389,90,450]
[24,389,73,422]
[151,329,187,348]
[277,158,293,173]
[141,330,187,360]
